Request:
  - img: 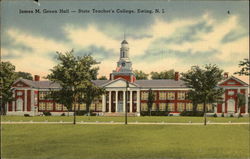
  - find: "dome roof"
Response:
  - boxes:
[121,40,128,44]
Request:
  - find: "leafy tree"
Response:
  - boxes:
[147,88,155,116]
[181,64,224,125]
[133,70,149,80]
[16,71,33,80]
[0,61,17,115]
[234,58,249,76]
[151,69,175,79]
[83,83,105,116]
[236,93,246,118]
[46,50,103,124]
[98,76,108,80]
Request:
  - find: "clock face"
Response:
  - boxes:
[122,62,126,67]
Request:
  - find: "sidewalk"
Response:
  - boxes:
[1,121,249,125]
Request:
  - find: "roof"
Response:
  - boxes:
[135,79,187,88]
[121,40,128,44]
[218,76,249,86]
[92,80,110,86]
[14,79,61,89]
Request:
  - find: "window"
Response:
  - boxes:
[141,92,148,100]
[152,103,157,111]
[207,104,213,112]
[46,102,53,111]
[197,104,203,111]
[167,103,175,111]
[159,92,167,100]
[186,103,193,111]
[90,103,95,111]
[159,103,166,111]
[96,103,102,111]
[55,103,62,111]
[141,103,148,111]
[167,92,175,100]
[177,92,186,100]
[177,103,185,112]
[39,102,46,111]
[79,104,86,110]
[63,105,68,111]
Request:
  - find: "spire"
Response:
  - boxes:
[121,32,128,44]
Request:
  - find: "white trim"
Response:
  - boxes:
[140,88,190,91]
[245,89,249,114]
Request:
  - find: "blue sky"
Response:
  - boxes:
[1,0,249,82]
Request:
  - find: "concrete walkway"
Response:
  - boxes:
[1,121,249,125]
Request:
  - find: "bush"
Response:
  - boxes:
[230,114,234,117]
[221,113,224,117]
[140,111,169,116]
[43,111,51,116]
[75,110,96,116]
[61,113,65,116]
[24,114,30,117]
[213,113,217,117]
[180,111,204,116]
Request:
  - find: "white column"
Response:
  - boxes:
[31,90,34,111]
[102,94,106,112]
[24,90,27,112]
[109,91,111,113]
[136,90,140,113]
[222,93,225,113]
[115,91,118,112]
[130,91,133,112]
[12,90,15,112]
[245,88,249,114]
[123,91,126,112]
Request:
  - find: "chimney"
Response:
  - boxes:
[174,72,179,81]
[224,72,228,79]
[34,75,40,81]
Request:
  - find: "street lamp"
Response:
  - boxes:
[125,80,129,125]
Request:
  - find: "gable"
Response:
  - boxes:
[219,77,247,87]
[12,81,30,88]
[103,79,138,88]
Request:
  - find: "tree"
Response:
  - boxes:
[234,58,249,76]
[151,69,175,79]
[147,88,155,116]
[133,70,149,80]
[236,93,246,118]
[16,71,33,80]
[46,50,103,124]
[0,61,17,115]
[98,76,108,80]
[181,64,224,125]
[83,83,105,116]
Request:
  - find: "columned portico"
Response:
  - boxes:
[108,91,111,113]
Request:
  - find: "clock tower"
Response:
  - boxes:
[110,39,136,82]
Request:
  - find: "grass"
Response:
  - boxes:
[1,116,249,123]
[1,124,249,159]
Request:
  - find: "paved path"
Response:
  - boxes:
[1,121,249,125]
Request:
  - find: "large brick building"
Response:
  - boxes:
[6,40,249,116]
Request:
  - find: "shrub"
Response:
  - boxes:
[221,113,224,117]
[213,113,217,117]
[140,111,169,116]
[24,114,30,117]
[180,111,204,116]
[61,113,65,116]
[75,110,96,116]
[43,111,51,116]
[230,114,234,117]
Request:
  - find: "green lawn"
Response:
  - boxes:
[1,116,249,123]
[1,124,249,159]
